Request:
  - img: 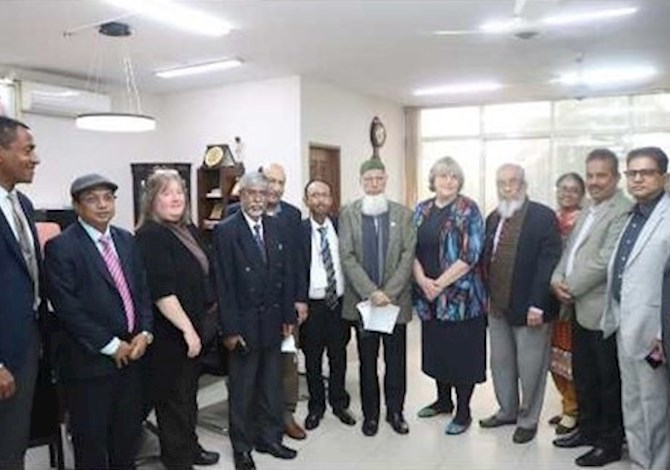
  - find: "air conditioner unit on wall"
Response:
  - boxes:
[20,81,111,118]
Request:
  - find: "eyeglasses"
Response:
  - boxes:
[79,193,116,206]
[624,168,662,179]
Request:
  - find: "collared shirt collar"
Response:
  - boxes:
[78,217,110,243]
[310,216,332,231]
[266,202,282,217]
[241,209,263,233]
[633,191,664,218]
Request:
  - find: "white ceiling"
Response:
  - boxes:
[1,0,668,107]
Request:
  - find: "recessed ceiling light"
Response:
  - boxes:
[543,7,638,26]
[102,0,232,37]
[413,81,504,96]
[156,59,243,79]
[552,66,657,87]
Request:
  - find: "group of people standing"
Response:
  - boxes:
[1,112,670,470]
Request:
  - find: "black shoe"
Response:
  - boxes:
[553,431,594,449]
[512,427,537,444]
[255,442,297,460]
[362,418,379,436]
[386,412,410,435]
[305,413,323,430]
[334,409,356,426]
[233,452,256,470]
[479,415,517,428]
[193,448,220,466]
[576,447,621,467]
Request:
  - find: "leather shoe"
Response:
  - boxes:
[233,451,255,470]
[512,427,537,444]
[304,413,322,430]
[285,418,307,440]
[553,431,594,449]
[193,448,220,466]
[576,447,621,467]
[386,412,410,435]
[334,408,356,426]
[255,442,297,460]
[479,415,517,428]
[362,418,379,436]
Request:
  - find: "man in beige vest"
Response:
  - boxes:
[551,149,631,467]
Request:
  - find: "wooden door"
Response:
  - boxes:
[309,144,341,212]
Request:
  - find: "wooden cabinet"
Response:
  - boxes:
[197,163,245,237]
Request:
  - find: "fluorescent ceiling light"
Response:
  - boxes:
[479,18,522,34]
[156,59,243,79]
[76,113,156,132]
[414,81,504,96]
[543,7,638,26]
[552,66,657,87]
[102,0,232,37]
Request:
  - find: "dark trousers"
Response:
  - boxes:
[65,364,143,470]
[356,324,407,420]
[151,346,199,470]
[434,380,475,424]
[572,320,624,451]
[0,322,39,470]
[302,299,351,416]
[228,345,283,453]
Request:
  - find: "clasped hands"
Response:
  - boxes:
[418,276,442,302]
[112,333,150,369]
[551,280,574,305]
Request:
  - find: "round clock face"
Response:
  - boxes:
[204,146,224,168]
[373,122,386,147]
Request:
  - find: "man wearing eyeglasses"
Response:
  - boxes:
[602,147,670,470]
[44,174,153,470]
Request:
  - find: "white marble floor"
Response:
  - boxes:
[27,321,630,469]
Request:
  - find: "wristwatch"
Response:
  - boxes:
[141,331,154,345]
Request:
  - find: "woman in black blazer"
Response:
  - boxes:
[136,169,219,470]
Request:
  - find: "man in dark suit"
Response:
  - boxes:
[0,116,42,470]
[300,180,355,431]
[226,163,308,440]
[44,174,153,470]
[214,171,298,470]
[479,163,562,444]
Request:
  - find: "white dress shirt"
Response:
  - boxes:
[309,217,344,299]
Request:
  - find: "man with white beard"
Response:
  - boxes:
[339,157,416,437]
[479,163,562,444]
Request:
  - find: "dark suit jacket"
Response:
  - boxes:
[227,200,307,303]
[44,222,153,381]
[213,211,295,349]
[483,200,562,326]
[300,217,339,298]
[0,192,43,373]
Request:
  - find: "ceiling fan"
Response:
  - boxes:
[434,0,637,40]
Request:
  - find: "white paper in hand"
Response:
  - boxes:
[281,334,297,353]
[356,300,400,334]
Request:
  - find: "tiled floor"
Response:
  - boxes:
[27,321,630,469]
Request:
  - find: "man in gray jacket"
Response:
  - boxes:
[551,149,632,467]
[339,157,416,437]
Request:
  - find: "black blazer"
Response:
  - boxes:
[483,200,562,326]
[300,217,339,299]
[213,211,295,349]
[0,192,43,373]
[227,200,307,303]
[44,222,153,380]
[136,220,213,347]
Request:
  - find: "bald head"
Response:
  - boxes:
[496,163,527,202]
[262,162,287,210]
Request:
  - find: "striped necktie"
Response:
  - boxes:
[253,224,267,263]
[8,193,39,306]
[99,235,136,332]
[317,226,338,310]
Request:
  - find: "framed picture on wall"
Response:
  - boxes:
[0,81,18,118]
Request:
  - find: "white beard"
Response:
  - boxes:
[361,194,389,216]
[497,198,525,219]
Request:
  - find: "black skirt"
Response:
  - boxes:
[421,315,487,385]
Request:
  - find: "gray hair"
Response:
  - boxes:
[238,171,268,192]
[428,156,464,192]
[136,168,191,229]
[496,163,526,185]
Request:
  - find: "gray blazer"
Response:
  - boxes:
[338,199,416,324]
[662,253,670,369]
[551,191,632,330]
[602,193,670,359]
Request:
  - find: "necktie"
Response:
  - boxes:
[253,224,267,263]
[99,235,136,332]
[318,226,338,310]
[8,193,39,305]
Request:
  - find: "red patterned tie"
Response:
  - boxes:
[99,235,136,332]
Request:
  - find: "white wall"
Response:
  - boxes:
[300,78,406,206]
[157,76,303,212]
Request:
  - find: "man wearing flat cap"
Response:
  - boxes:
[339,157,416,437]
[44,174,153,469]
